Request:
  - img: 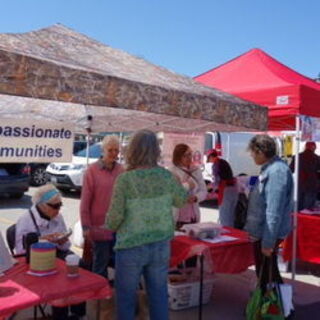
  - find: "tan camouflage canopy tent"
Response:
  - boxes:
[0,24,267,133]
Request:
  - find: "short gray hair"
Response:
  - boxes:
[32,183,61,204]
[248,134,277,158]
[102,135,120,149]
[126,130,160,170]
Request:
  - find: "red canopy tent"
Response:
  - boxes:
[195,48,320,130]
[195,48,320,280]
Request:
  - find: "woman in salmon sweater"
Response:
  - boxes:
[80,135,124,278]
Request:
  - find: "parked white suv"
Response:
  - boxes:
[46,143,102,191]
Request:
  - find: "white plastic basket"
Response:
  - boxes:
[168,273,215,310]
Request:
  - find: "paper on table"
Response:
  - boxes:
[174,231,186,236]
[201,235,238,244]
[300,209,320,215]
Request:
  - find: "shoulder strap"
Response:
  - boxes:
[177,166,197,182]
[29,209,41,236]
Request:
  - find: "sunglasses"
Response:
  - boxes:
[47,202,63,209]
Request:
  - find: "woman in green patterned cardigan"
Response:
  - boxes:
[106,129,189,320]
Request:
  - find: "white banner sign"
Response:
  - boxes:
[161,132,204,168]
[0,119,74,163]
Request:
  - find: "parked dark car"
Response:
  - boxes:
[29,141,88,186]
[0,163,30,199]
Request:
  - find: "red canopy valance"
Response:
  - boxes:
[195,48,320,130]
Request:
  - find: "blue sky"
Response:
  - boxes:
[0,1,319,79]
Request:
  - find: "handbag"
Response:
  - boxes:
[246,257,285,320]
[72,220,84,248]
[246,286,263,320]
[260,286,284,319]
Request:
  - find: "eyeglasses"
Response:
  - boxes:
[47,202,63,209]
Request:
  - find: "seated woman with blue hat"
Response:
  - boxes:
[15,184,86,320]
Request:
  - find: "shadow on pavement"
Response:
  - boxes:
[295,301,320,318]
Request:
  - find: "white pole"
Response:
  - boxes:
[226,133,230,161]
[291,115,300,281]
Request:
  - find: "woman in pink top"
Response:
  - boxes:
[80,135,124,278]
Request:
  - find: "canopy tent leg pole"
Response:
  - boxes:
[198,253,204,320]
[226,133,230,162]
[291,115,300,281]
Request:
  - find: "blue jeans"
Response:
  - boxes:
[219,185,239,227]
[115,240,170,320]
[92,240,114,278]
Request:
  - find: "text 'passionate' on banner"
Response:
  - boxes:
[0,119,74,163]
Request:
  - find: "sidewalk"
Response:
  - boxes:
[10,204,320,319]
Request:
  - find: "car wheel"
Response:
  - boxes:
[31,167,48,186]
[10,193,24,199]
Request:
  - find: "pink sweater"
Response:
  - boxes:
[80,160,124,241]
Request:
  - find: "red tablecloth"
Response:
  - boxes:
[170,227,254,274]
[283,213,320,264]
[0,258,112,318]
